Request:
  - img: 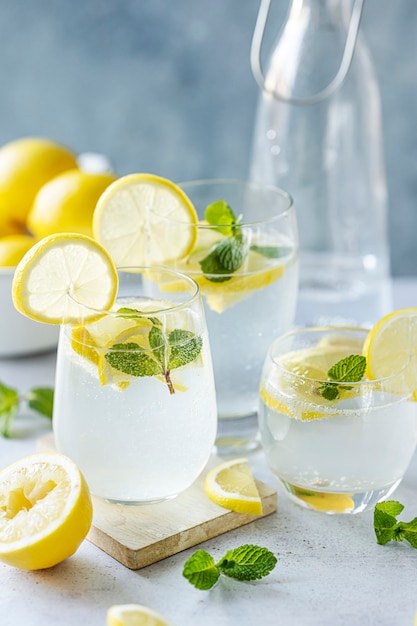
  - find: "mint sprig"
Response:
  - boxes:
[183,545,277,590]
[199,200,248,282]
[0,382,54,438]
[319,354,366,400]
[374,500,417,548]
[105,312,202,394]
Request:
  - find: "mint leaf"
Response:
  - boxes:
[116,307,161,327]
[26,387,54,419]
[168,330,202,370]
[374,500,417,548]
[182,550,221,590]
[183,545,277,590]
[319,354,366,401]
[400,519,417,548]
[149,325,166,367]
[0,382,19,438]
[217,545,277,581]
[319,383,340,401]
[216,235,248,271]
[105,342,162,377]
[205,200,237,236]
[250,244,286,259]
[199,246,233,282]
[328,354,366,384]
[199,235,248,283]
[374,501,401,545]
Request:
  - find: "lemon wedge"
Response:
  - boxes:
[0,452,93,570]
[12,232,118,324]
[107,604,174,626]
[362,308,417,398]
[204,458,263,515]
[93,173,198,266]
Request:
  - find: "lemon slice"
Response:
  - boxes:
[204,458,263,515]
[93,173,198,266]
[107,604,174,626]
[362,308,417,398]
[0,452,93,570]
[12,232,118,324]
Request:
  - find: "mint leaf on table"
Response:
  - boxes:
[0,381,54,438]
[199,200,249,282]
[319,354,366,401]
[218,545,278,581]
[0,382,20,438]
[26,387,54,419]
[182,549,221,590]
[374,500,417,548]
[183,545,277,590]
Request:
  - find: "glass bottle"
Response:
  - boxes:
[249,0,392,327]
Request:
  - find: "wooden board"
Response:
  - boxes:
[37,433,277,570]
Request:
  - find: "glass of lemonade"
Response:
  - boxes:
[53,267,217,505]
[259,327,417,514]
[156,179,298,454]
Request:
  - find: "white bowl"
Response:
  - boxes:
[0,268,59,357]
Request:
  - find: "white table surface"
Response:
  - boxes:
[1,278,417,626]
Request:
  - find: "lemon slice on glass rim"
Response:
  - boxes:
[362,307,417,399]
[93,173,198,266]
[12,232,118,324]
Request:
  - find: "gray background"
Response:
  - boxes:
[0,0,415,277]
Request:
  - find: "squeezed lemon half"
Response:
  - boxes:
[0,452,93,570]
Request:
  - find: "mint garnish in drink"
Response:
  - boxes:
[374,500,417,548]
[182,544,277,590]
[319,354,366,400]
[105,312,202,394]
[0,381,54,438]
[199,200,249,282]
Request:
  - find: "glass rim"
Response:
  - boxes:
[153,178,295,227]
[67,265,202,319]
[269,325,413,387]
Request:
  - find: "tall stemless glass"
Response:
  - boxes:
[154,179,298,454]
[259,326,417,514]
[53,267,217,505]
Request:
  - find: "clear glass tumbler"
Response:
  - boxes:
[53,267,217,505]
[258,326,417,514]
[155,179,298,454]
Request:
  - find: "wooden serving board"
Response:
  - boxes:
[37,433,277,570]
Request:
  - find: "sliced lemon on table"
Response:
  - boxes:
[107,604,174,626]
[204,458,263,515]
[93,173,198,266]
[12,232,118,324]
[362,308,417,398]
[0,452,93,570]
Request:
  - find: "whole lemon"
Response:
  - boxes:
[0,137,78,234]
[27,169,117,238]
[0,234,37,267]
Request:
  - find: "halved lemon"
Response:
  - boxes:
[107,604,174,626]
[204,458,262,515]
[93,173,198,266]
[362,308,417,398]
[0,452,93,570]
[12,232,118,324]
